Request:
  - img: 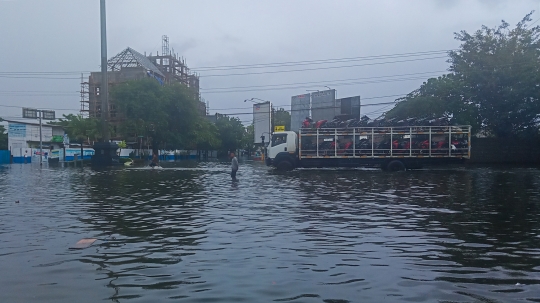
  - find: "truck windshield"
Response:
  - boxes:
[271,134,287,147]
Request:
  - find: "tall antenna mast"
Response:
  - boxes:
[162,35,169,56]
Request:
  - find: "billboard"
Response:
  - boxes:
[336,96,361,118]
[311,89,336,122]
[290,94,310,132]
[253,102,271,144]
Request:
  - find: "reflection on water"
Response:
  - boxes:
[0,162,539,302]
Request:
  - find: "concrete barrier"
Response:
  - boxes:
[470,137,540,164]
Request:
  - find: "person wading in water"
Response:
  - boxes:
[150,152,159,168]
[230,152,238,181]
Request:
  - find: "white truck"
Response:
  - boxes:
[265,125,471,171]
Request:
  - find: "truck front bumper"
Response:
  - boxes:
[265,157,272,166]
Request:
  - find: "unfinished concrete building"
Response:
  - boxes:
[80,36,205,132]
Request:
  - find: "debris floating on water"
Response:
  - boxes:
[70,238,97,249]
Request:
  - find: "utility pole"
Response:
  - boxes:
[91,0,119,166]
[39,111,42,166]
[100,0,109,142]
[22,108,55,166]
[271,105,275,133]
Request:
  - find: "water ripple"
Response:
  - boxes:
[0,162,539,302]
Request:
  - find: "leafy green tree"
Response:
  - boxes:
[111,79,209,149]
[214,114,245,153]
[387,12,540,137]
[194,119,221,151]
[242,124,255,154]
[273,108,291,130]
[448,12,540,137]
[0,118,7,150]
[386,74,481,131]
[52,114,102,144]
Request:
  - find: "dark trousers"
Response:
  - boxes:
[231,168,238,179]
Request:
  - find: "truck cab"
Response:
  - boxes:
[266,131,298,170]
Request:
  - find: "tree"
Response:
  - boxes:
[385,74,481,131]
[242,124,255,154]
[273,108,291,131]
[117,140,127,156]
[386,12,540,137]
[214,114,245,153]
[448,12,540,137]
[194,119,221,151]
[111,79,208,149]
[51,114,102,144]
[0,118,7,150]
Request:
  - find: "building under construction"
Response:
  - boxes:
[80,36,205,130]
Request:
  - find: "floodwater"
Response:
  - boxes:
[0,161,539,303]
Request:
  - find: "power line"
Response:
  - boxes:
[200,70,446,91]
[199,56,448,77]
[0,104,78,111]
[214,101,400,117]
[0,75,82,80]
[210,93,407,111]
[0,90,79,93]
[201,75,437,94]
[192,50,451,71]
[0,71,91,75]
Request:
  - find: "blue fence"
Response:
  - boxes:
[0,150,10,164]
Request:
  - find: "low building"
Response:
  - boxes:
[6,120,65,163]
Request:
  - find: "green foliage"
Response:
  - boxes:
[449,12,540,137]
[117,140,127,149]
[386,12,540,137]
[242,124,255,153]
[194,119,221,150]
[111,79,217,149]
[51,114,102,144]
[273,108,291,130]
[214,114,245,153]
[0,118,7,150]
[386,74,481,131]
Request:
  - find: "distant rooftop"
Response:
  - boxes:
[107,47,165,78]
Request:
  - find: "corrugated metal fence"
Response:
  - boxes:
[0,150,10,164]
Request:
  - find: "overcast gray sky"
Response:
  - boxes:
[0,0,539,125]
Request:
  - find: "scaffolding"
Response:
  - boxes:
[80,73,89,118]
[82,36,205,124]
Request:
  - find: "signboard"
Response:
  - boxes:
[51,135,63,142]
[42,110,55,120]
[22,108,38,119]
[253,102,271,144]
[336,96,361,118]
[49,149,60,159]
[274,125,285,132]
[311,89,336,122]
[8,123,26,137]
[27,124,52,142]
[22,108,55,120]
[63,134,70,146]
[291,94,310,132]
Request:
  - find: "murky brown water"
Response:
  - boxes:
[1,161,539,302]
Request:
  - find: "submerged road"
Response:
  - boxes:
[0,161,539,302]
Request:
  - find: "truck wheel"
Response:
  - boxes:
[386,160,406,172]
[276,160,293,171]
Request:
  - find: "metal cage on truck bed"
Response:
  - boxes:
[298,126,471,160]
